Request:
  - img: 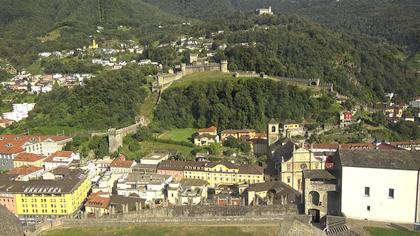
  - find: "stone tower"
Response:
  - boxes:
[220,60,228,73]
[268,118,279,146]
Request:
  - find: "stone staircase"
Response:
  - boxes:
[325,216,359,236]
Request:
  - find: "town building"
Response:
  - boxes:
[0,118,14,128]
[193,126,219,146]
[246,181,301,206]
[7,165,44,181]
[0,175,17,215]
[339,111,353,128]
[2,103,35,122]
[272,140,324,192]
[140,153,169,166]
[13,153,45,168]
[157,160,264,188]
[0,134,72,171]
[256,6,273,15]
[332,150,420,223]
[157,160,189,181]
[409,96,420,109]
[43,151,80,170]
[1,167,90,220]
[302,170,337,222]
[110,155,136,174]
[282,122,305,138]
[116,172,172,204]
[85,192,110,218]
[167,179,209,206]
[220,129,266,142]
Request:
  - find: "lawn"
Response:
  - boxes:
[365,227,420,236]
[42,225,278,236]
[159,128,196,142]
[139,140,194,157]
[170,71,235,88]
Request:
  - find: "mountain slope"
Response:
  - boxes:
[0,0,182,67]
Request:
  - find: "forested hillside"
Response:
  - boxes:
[146,0,420,52]
[0,0,181,67]
[6,65,152,134]
[212,15,419,101]
[154,78,337,131]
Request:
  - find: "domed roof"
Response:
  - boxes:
[0,206,24,236]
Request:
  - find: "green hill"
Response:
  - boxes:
[0,0,182,67]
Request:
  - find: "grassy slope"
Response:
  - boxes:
[41,225,278,236]
[159,128,196,142]
[365,227,420,236]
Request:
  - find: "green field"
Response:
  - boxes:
[170,71,236,88]
[42,225,278,236]
[159,128,196,142]
[139,140,194,157]
[366,227,420,236]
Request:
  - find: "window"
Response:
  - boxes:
[271,126,276,133]
[388,188,394,199]
[364,187,370,197]
[287,177,291,183]
[367,205,370,211]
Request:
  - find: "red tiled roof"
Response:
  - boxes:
[111,157,135,168]
[0,135,71,154]
[86,192,110,209]
[390,140,420,146]
[198,126,217,133]
[14,152,44,162]
[0,119,14,124]
[7,165,43,175]
[50,151,73,158]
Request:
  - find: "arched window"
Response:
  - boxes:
[309,191,320,205]
[271,125,276,133]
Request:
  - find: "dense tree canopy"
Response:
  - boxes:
[154,78,336,131]
[8,65,150,133]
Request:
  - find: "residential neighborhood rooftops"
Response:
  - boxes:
[337,150,420,171]
[111,155,135,168]
[7,165,43,176]
[179,178,209,187]
[14,152,44,162]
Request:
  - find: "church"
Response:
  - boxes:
[266,119,324,192]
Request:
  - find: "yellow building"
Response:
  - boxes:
[273,140,323,192]
[89,39,98,49]
[13,152,45,168]
[182,161,264,188]
[13,167,90,219]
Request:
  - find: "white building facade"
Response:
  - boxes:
[335,150,420,223]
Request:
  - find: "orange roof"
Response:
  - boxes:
[390,140,420,146]
[111,157,135,168]
[0,135,71,154]
[198,126,217,133]
[0,119,14,124]
[8,165,43,175]
[50,151,74,158]
[14,152,44,162]
[86,192,110,209]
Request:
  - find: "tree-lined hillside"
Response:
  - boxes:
[0,0,182,67]
[6,65,152,134]
[155,78,337,131]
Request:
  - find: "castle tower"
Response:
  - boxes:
[181,63,186,75]
[267,118,279,146]
[220,60,228,73]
